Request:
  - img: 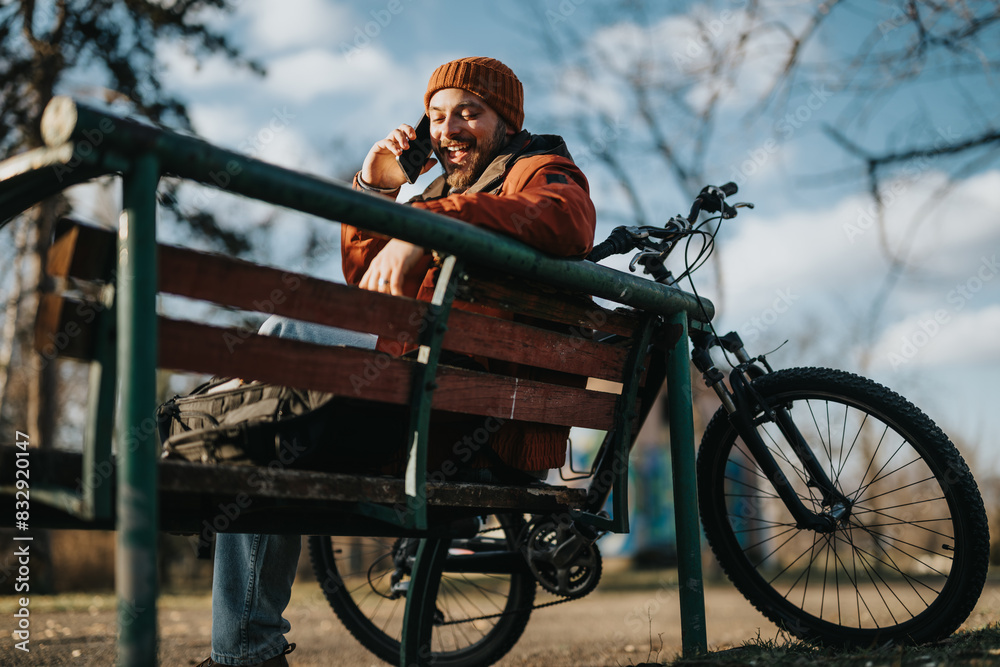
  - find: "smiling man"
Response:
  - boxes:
[347,56,596,297]
[199,57,597,667]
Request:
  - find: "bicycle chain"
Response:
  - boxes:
[438,593,577,626]
[436,523,591,626]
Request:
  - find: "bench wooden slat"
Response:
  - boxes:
[457,272,640,337]
[157,458,588,510]
[445,310,628,382]
[161,244,631,382]
[33,294,622,429]
[47,219,117,282]
[160,318,619,430]
[34,293,101,360]
[0,445,590,524]
[48,221,633,382]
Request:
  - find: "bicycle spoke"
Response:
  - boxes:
[835,402,851,487]
[855,509,955,541]
[766,529,827,589]
[837,527,897,627]
[852,495,946,514]
[750,526,807,570]
[851,439,911,502]
[724,477,782,499]
[856,473,939,505]
[731,517,798,534]
[834,409,868,484]
[850,522,953,580]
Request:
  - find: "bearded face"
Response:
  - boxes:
[428,88,514,194]
[434,117,509,192]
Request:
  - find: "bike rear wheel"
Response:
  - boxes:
[697,367,989,646]
[307,514,534,666]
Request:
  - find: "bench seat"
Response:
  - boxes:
[0,444,588,535]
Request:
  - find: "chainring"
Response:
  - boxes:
[523,518,602,599]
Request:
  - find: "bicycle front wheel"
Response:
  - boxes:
[307,514,535,667]
[697,367,989,646]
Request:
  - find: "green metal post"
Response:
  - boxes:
[116,152,160,666]
[666,311,707,656]
[83,288,116,521]
[403,256,461,530]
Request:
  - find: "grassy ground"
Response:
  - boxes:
[656,624,1000,667]
[5,571,1000,666]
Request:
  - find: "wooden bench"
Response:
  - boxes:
[0,97,715,665]
[25,217,679,526]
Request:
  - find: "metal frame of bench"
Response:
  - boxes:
[0,97,716,665]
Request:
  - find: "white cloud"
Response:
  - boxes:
[720,169,1000,318]
[159,41,259,90]
[189,101,324,174]
[188,104,254,146]
[868,304,1000,370]
[264,46,402,104]
[243,0,356,52]
[570,5,816,116]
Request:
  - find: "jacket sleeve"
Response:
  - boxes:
[410,155,596,258]
[340,223,388,286]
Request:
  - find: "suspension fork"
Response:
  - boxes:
[691,332,851,532]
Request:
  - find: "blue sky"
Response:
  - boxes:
[57,0,1000,473]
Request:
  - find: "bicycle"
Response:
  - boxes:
[308,183,990,665]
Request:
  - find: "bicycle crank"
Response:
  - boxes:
[523,517,602,599]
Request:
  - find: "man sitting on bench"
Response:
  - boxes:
[198,57,597,667]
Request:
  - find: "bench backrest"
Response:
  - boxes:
[40,219,677,436]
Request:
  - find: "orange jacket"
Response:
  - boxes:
[342,132,597,471]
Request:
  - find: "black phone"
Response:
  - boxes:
[396,114,433,185]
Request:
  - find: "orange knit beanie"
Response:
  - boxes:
[424,57,524,132]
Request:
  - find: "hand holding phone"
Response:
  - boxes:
[396,114,433,184]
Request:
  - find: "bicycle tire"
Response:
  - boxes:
[697,367,989,646]
[307,514,535,666]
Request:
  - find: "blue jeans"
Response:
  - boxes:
[211,317,375,664]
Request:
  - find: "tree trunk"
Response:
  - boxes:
[0,217,29,415]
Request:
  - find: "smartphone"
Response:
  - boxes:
[396,114,433,185]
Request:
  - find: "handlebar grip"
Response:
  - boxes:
[587,241,615,263]
[587,227,632,263]
[720,182,738,197]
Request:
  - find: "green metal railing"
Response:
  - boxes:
[0,96,712,665]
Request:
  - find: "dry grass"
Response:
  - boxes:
[660,624,1000,667]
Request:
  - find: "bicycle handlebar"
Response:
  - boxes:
[690,182,738,221]
[587,182,741,263]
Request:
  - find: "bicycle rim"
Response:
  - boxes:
[308,514,535,666]
[698,367,989,646]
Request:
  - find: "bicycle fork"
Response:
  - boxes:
[691,331,852,533]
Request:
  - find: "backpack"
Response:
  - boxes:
[157,377,406,472]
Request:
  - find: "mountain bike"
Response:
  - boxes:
[308,183,989,665]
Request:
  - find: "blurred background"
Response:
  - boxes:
[1,0,999,592]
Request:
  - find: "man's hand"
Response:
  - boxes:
[359,239,426,296]
[360,123,438,192]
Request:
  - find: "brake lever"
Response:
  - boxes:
[629,251,662,272]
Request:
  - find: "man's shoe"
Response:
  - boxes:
[195,643,295,667]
